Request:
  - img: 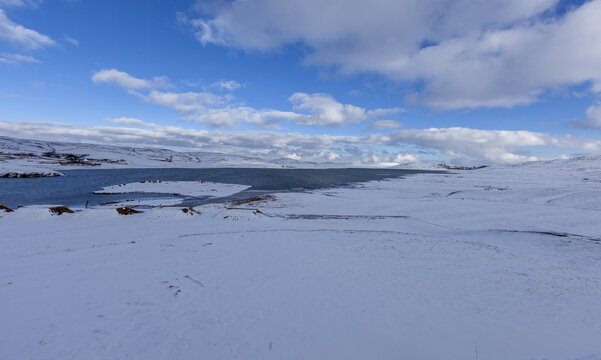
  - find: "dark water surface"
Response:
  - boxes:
[0,168,440,208]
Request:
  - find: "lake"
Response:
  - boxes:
[0,167,440,208]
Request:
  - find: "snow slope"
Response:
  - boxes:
[1,156,601,360]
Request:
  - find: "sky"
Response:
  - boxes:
[1,0,601,165]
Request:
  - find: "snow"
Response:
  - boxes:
[1,156,601,360]
[93,180,251,198]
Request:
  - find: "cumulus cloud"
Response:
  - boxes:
[94,69,293,128]
[393,153,418,164]
[0,52,39,64]
[190,0,601,110]
[140,90,227,113]
[93,69,402,128]
[131,90,299,128]
[289,92,402,126]
[0,9,55,50]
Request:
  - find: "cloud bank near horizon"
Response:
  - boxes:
[1,120,599,165]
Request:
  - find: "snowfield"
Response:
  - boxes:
[94,180,251,198]
[1,156,601,360]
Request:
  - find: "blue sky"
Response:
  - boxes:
[1,0,601,164]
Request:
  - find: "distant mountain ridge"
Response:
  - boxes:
[0,136,343,176]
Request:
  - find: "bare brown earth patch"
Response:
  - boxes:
[116,206,143,215]
[0,204,14,213]
[49,206,75,215]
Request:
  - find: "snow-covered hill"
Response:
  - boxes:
[0,136,330,176]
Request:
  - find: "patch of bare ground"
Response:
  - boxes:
[0,204,14,213]
[49,206,74,215]
[181,207,201,215]
[116,206,143,215]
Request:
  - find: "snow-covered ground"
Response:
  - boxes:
[94,180,251,198]
[1,156,601,360]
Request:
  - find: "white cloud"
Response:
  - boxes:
[184,106,299,128]
[0,9,55,50]
[133,90,290,128]
[0,52,39,64]
[92,69,172,90]
[370,120,403,130]
[325,151,340,161]
[289,92,402,126]
[93,69,402,128]
[393,153,418,164]
[388,127,601,164]
[140,90,227,113]
[190,0,601,110]
[210,80,243,91]
[190,18,228,46]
